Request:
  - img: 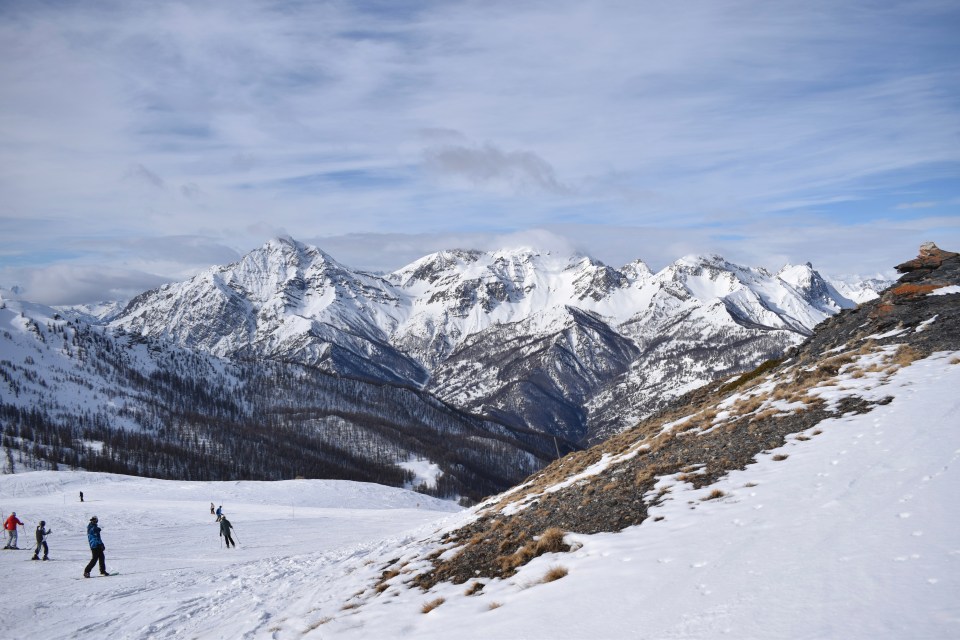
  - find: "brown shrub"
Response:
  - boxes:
[702,489,726,501]
[421,598,446,614]
[488,602,503,611]
[718,358,784,394]
[772,454,789,461]
[754,408,780,421]
[733,395,764,415]
[542,566,569,583]
[536,528,569,555]
[465,582,485,596]
[891,344,922,367]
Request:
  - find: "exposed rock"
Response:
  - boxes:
[405,245,959,589]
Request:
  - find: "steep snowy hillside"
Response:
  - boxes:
[0,245,953,640]
[292,243,957,638]
[0,297,554,500]
[114,237,426,385]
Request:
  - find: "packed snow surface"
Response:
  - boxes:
[2,350,959,639]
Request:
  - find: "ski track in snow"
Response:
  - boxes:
[0,475,463,640]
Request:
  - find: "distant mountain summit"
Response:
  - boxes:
[109,236,881,443]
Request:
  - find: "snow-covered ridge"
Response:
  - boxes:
[112,236,875,369]
[101,236,888,442]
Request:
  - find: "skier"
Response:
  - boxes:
[210,502,215,515]
[83,516,109,578]
[32,521,51,561]
[215,505,223,522]
[3,512,24,549]
[79,491,84,502]
[219,515,236,548]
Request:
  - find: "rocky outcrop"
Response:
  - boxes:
[402,244,959,589]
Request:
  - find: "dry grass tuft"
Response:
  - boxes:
[535,527,569,555]
[341,602,360,611]
[753,407,780,421]
[304,617,332,631]
[702,488,726,501]
[772,454,789,461]
[718,358,784,394]
[891,344,922,367]
[542,565,569,583]
[951,357,960,365]
[421,598,446,614]
[488,602,503,611]
[465,581,485,596]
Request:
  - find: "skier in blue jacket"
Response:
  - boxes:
[83,516,109,578]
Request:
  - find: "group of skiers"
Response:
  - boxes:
[2,497,239,578]
[212,503,236,548]
[4,512,51,561]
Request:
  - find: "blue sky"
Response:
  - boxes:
[1,0,958,304]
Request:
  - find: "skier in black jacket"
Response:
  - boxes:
[219,516,236,548]
[32,521,51,561]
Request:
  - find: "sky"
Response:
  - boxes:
[1,0,959,305]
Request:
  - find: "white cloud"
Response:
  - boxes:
[424,143,572,195]
[1,0,958,303]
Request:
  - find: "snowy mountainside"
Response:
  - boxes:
[0,297,554,500]
[0,247,948,639]
[290,243,959,639]
[116,237,426,385]
[109,237,868,445]
[824,272,892,304]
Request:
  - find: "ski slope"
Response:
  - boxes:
[0,474,463,639]
[2,349,960,639]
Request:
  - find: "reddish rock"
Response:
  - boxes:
[895,242,959,273]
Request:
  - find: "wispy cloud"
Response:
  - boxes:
[1,0,958,303]
[424,142,572,195]
[896,201,939,210]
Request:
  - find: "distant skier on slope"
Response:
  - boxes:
[219,515,236,548]
[215,505,223,522]
[3,512,24,549]
[32,521,51,561]
[210,502,215,515]
[83,516,109,578]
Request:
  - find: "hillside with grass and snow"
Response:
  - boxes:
[0,246,956,639]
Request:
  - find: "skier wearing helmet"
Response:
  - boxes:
[83,516,109,578]
[32,520,51,561]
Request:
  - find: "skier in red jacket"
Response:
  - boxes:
[3,512,24,549]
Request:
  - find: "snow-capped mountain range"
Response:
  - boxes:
[108,236,886,442]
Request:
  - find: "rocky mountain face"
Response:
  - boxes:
[398,243,959,589]
[109,236,885,445]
